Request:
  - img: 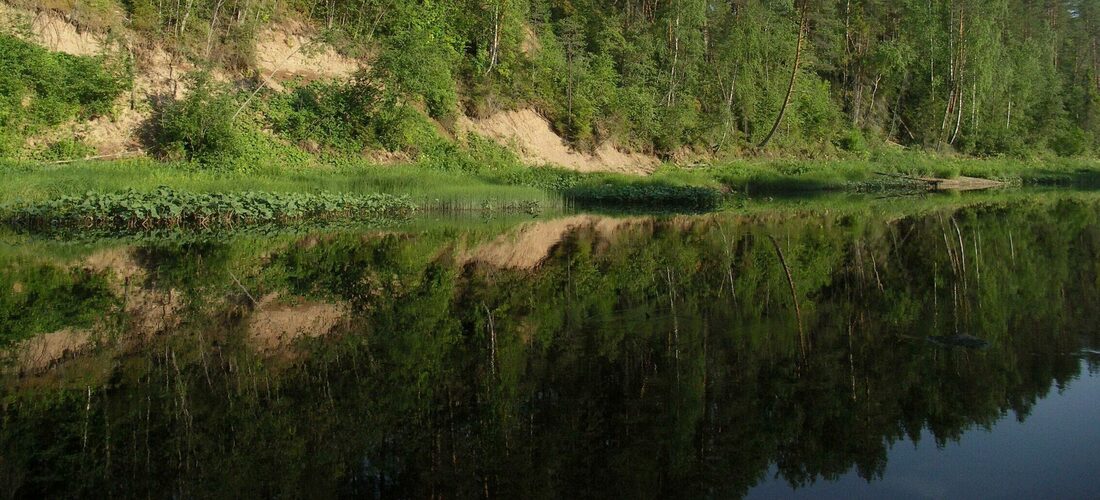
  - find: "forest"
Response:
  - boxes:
[4,0,1100,168]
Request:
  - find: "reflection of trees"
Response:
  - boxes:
[2,200,1097,498]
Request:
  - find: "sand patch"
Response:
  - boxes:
[15,42,186,156]
[520,25,541,55]
[22,8,105,55]
[125,288,182,338]
[248,293,345,352]
[468,215,640,270]
[61,46,200,155]
[457,109,657,174]
[12,328,94,373]
[77,106,147,155]
[83,247,146,284]
[255,23,360,90]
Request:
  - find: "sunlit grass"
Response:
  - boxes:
[0,158,562,210]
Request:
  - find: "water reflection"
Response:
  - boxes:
[2,196,1099,498]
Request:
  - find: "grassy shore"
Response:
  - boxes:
[3,152,1099,232]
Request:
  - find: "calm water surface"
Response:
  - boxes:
[748,356,1100,499]
[2,192,1099,498]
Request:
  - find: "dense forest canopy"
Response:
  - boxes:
[5,0,1100,162]
[108,0,1100,156]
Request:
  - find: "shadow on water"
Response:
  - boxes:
[2,191,1100,498]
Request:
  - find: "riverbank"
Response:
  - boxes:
[3,154,1100,232]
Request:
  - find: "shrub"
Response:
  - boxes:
[0,34,129,156]
[151,73,243,165]
[372,3,460,118]
[31,138,96,161]
[836,129,869,155]
[0,263,116,346]
[565,181,721,210]
[1050,126,1090,157]
[265,78,381,154]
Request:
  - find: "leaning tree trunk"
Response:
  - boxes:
[758,5,808,149]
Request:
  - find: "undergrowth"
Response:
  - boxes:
[0,33,130,157]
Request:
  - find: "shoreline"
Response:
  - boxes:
[3,155,1099,235]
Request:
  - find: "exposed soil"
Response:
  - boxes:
[7,9,653,172]
[255,22,361,91]
[83,247,182,338]
[83,247,146,285]
[520,25,540,55]
[458,109,658,175]
[21,7,104,55]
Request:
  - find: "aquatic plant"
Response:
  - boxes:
[4,187,416,232]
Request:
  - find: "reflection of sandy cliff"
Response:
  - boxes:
[247,293,345,353]
[467,215,646,270]
[9,248,183,374]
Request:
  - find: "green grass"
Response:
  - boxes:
[0,158,562,210]
[564,178,721,210]
[709,152,1100,193]
[3,150,1100,236]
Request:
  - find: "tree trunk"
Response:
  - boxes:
[485,1,502,75]
[759,4,808,149]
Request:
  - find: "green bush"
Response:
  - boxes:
[373,3,460,118]
[1050,126,1090,157]
[151,73,244,165]
[265,78,380,154]
[375,106,448,155]
[0,263,117,346]
[31,138,97,161]
[0,34,129,157]
[121,0,159,32]
[836,129,869,155]
[565,181,721,210]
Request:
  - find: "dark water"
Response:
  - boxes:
[2,193,1100,498]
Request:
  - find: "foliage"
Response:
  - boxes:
[565,180,721,210]
[8,0,1100,161]
[0,33,129,156]
[264,78,377,154]
[272,0,1100,157]
[150,73,243,165]
[30,138,97,161]
[4,187,416,232]
[152,73,314,171]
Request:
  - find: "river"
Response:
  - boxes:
[2,190,1099,498]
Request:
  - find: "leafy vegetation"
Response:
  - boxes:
[5,1,1100,217]
[262,0,1100,157]
[12,0,1100,163]
[4,187,416,232]
[565,180,721,210]
[0,33,129,156]
[150,73,315,171]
